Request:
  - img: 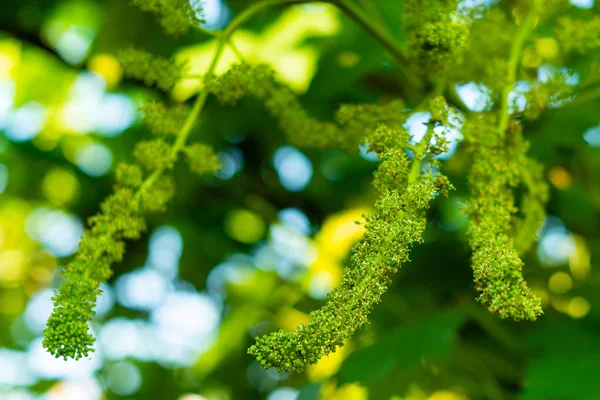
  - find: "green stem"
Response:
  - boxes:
[335,0,421,91]
[564,84,600,108]
[414,77,446,112]
[497,5,539,136]
[335,0,404,62]
[227,38,246,61]
[358,0,385,25]
[221,0,315,36]
[192,25,220,37]
[408,126,434,184]
[407,155,422,185]
[446,83,472,115]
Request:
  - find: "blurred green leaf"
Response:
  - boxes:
[523,321,600,399]
[339,309,467,384]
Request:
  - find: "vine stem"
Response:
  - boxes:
[193,25,220,37]
[564,84,600,108]
[493,3,544,254]
[408,126,434,185]
[497,4,539,136]
[335,0,421,92]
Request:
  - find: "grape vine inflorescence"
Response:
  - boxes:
[44,0,584,370]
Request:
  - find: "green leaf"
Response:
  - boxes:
[339,309,467,384]
[523,321,600,399]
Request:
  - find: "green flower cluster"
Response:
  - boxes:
[117,48,182,92]
[129,0,204,37]
[44,142,219,360]
[133,139,176,171]
[143,102,191,136]
[557,16,600,54]
[462,115,544,321]
[43,50,221,359]
[206,63,406,151]
[524,73,575,120]
[44,0,569,366]
[249,100,454,371]
[404,0,469,71]
[43,164,161,360]
[249,184,432,371]
[184,143,222,176]
[449,8,513,92]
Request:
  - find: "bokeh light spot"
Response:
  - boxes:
[25,208,83,257]
[5,102,47,142]
[23,288,54,335]
[75,143,112,176]
[454,82,490,112]
[87,54,122,89]
[268,387,299,400]
[41,168,80,206]
[548,167,572,190]
[105,361,142,396]
[538,217,576,266]
[569,234,591,281]
[582,125,600,147]
[569,0,594,9]
[0,349,34,386]
[215,148,244,180]
[192,0,228,29]
[179,395,208,400]
[96,94,137,137]
[54,26,94,65]
[0,250,26,286]
[27,338,102,380]
[46,378,103,400]
[535,38,559,60]
[308,269,335,299]
[275,307,310,332]
[548,272,573,294]
[225,209,266,244]
[307,343,347,382]
[273,146,313,192]
[148,226,183,279]
[567,296,590,319]
[359,143,379,162]
[278,208,311,235]
[116,268,169,311]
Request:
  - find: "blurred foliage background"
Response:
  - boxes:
[0,0,600,399]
